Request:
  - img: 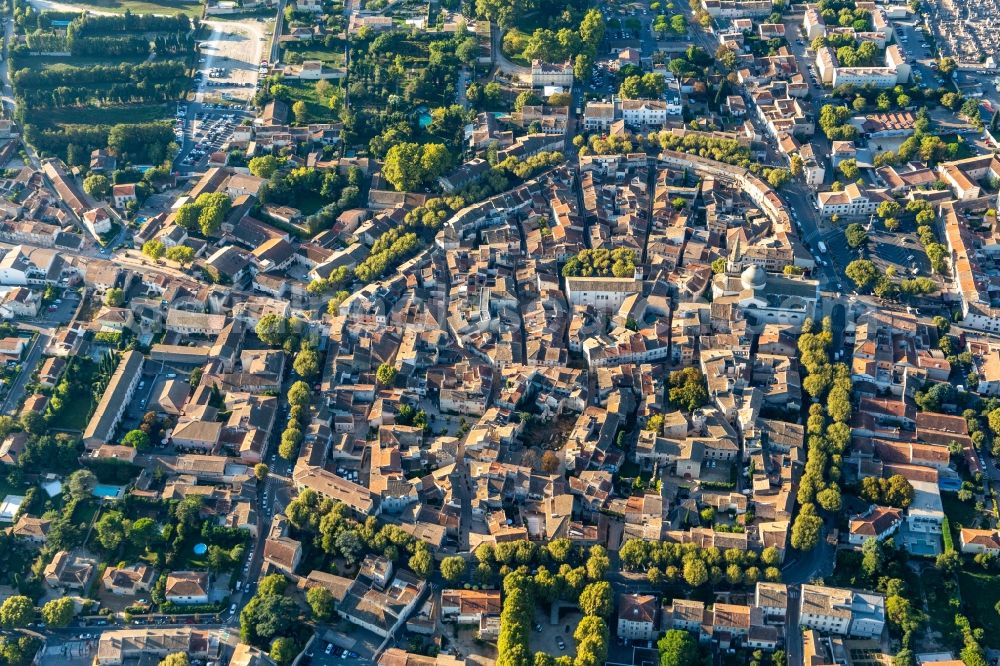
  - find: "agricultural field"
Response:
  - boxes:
[11,4,197,166]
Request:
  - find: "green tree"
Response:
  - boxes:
[682,558,708,587]
[791,504,822,551]
[877,200,901,219]
[142,239,165,260]
[306,587,335,621]
[440,555,466,583]
[578,581,612,617]
[376,363,397,386]
[845,223,868,248]
[382,142,450,192]
[128,517,159,551]
[668,367,709,412]
[165,245,194,266]
[254,463,269,481]
[95,510,127,551]
[838,158,860,181]
[104,287,125,307]
[293,347,320,380]
[658,629,698,666]
[83,174,111,198]
[255,313,288,347]
[586,545,610,580]
[67,469,97,499]
[845,259,879,290]
[0,596,33,628]
[288,380,310,407]
[159,654,190,666]
[40,598,74,628]
[861,538,883,579]
[258,573,289,597]
[248,155,281,179]
[122,429,150,450]
[408,544,434,577]
[270,637,296,666]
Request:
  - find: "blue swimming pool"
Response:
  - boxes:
[92,484,125,499]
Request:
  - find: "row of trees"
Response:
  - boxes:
[278,381,311,460]
[791,317,853,551]
[68,13,192,38]
[13,60,185,91]
[618,538,783,588]
[578,129,756,171]
[496,570,611,666]
[16,78,188,110]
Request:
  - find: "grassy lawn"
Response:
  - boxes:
[72,498,101,527]
[281,45,347,66]
[31,104,174,129]
[296,190,333,215]
[0,474,29,500]
[942,492,986,530]
[65,0,203,16]
[958,569,1000,635]
[286,81,339,123]
[47,360,98,431]
[916,566,960,643]
[20,54,151,70]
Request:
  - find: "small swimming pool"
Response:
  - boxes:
[193,543,208,555]
[92,484,125,499]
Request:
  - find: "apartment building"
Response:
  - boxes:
[799,584,886,638]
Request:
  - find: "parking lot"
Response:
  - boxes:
[307,631,380,666]
[177,108,241,170]
[196,18,269,105]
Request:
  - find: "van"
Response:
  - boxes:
[235,581,241,591]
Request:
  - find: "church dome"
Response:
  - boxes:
[740,264,767,290]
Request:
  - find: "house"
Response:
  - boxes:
[263,515,303,574]
[90,149,117,174]
[799,584,885,638]
[43,550,97,591]
[754,582,788,624]
[0,432,28,465]
[171,418,223,453]
[530,60,573,87]
[340,569,427,638]
[0,287,41,318]
[440,589,501,624]
[112,184,138,210]
[817,184,891,220]
[166,309,228,337]
[960,528,1000,556]
[0,245,67,286]
[102,563,156,595]
[164,571,210,604]
[38,356,66,388]
[847,505,903,546]
[229,643,278,666]
[617,593,658,641]
[9,514,51,546]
